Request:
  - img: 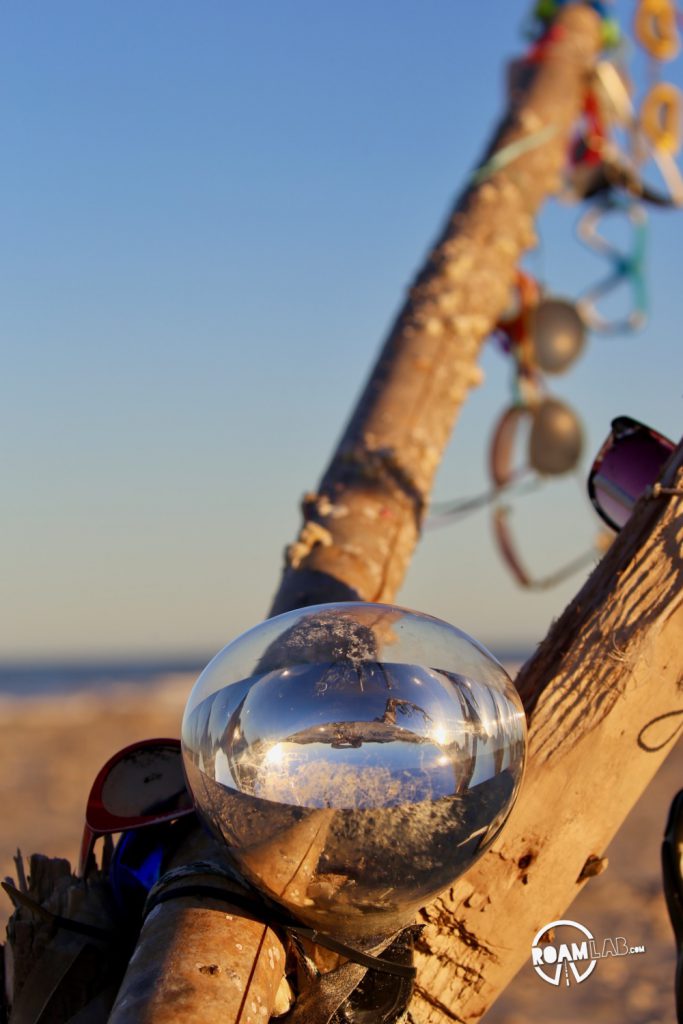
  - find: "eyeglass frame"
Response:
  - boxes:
[79,737,195,877]
[587,415,676,533]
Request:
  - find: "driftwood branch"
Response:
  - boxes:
[409,444,683,1022]
[270,4,601,617]
[5,8,618,1024]
[85,6,608,1022]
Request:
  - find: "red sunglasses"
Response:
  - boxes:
[79,738,195,877]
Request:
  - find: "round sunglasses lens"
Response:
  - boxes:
[100,746,193,819]
[593,430,674,529]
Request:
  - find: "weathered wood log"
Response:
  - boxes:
[106,829,292,1024]
[107,863,289,1024]
[105,6,603,1022]
[3,854,122,1023]
[408,444,683,1022]
[270,4,601,618]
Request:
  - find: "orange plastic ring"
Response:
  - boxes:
[634,0,680,61]
[640,82,683,154]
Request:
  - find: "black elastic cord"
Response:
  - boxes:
[146,883,415,980]
[288,924,414,978]
[1,881,114,941]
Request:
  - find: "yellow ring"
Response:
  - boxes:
[640,82,683,154]
[635,0,680,61]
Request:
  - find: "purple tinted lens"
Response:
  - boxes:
[593,430,674,529]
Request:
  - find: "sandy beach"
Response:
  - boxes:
[0,672,679,1023]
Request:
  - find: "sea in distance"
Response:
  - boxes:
[0,647,532,698]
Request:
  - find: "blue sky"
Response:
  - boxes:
[3,2,682,662]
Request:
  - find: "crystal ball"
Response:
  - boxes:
[182,603,527,941]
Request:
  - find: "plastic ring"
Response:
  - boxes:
[640,82,682,154]
[634,0,680,61]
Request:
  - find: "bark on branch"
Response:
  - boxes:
[408,444,683,1022]
[270,4,601,617]
[106,7,603,1022]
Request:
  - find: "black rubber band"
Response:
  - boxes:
[287,924,416,979]
[147,883,415,979]
[50,914,114,941]
[1,881,114,941]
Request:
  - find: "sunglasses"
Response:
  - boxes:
[587,416,676,532]
[663,788,683,1023]
[79,738,195,878]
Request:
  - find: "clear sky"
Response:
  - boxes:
[2,2,682,664]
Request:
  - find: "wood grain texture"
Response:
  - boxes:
[408,445,683,1023]
[106,7,603,1022]
[106,822,290,1024]
[108,889,286,1024]
[270,4,602,617]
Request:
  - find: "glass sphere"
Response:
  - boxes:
[182,603,526,941]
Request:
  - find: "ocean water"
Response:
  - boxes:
[0,658,207,697]
[0,648,530,698]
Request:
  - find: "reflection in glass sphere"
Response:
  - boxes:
[182,603,527,941]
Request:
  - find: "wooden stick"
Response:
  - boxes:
[108,876,288,1024]
[270,4,602,617]
[108,6,602,1022]
[107,830,293,1024]
[408,445,683,1022]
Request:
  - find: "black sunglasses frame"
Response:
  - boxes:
[663,788,683,1024]
[587,415,675,532]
